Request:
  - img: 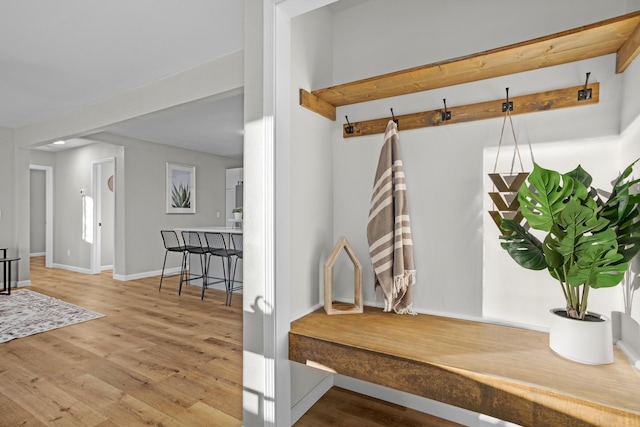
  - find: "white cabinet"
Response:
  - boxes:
[225,168,243,221]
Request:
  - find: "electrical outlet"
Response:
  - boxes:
[67,249,71,257]
[216,211,221,218]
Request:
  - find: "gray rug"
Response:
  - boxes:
[0,289,104,343]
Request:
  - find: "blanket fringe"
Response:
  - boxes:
[384,270,416,314]
[392,270,416,298]
[395,305,417,315]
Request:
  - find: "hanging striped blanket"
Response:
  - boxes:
[367,120,416,314]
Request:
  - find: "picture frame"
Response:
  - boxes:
[166,163,196,214]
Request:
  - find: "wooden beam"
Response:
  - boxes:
[300,88,336,121]
[289,307,640,427]
[302,11,640,113]
[342,83,599,138]
[617,21,640,72]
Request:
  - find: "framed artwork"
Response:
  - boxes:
[166,163,196,214]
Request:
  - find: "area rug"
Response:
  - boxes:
[0,289,104,343]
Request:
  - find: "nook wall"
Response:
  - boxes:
[329,0,633,321]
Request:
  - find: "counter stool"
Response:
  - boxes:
[180,231,208,296]
[229,234,243,305]
[204,232,240,304]
[159,231,187,292]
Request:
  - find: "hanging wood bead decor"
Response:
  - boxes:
[487,89,532,235]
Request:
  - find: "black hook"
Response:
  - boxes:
[390,108,399,128]
[502,88,513,112]
[578,72,592,101]
[344,116,354,134]
[441,99,452,121]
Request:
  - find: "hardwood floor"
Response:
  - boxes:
[295,387,464,427]
[1,258,243,426]
[0,258,461,426]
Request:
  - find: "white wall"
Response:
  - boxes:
[52,142,121,271]
[619,52,640,359]
[290,7,335,320]
[328,0,632,319]
[289,5,336,415]
[123,137,240,277]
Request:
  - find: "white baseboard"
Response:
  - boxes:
[114,266,181,281]
[291,303,324,321]
[51,263,92,275]
[100,264,113,271]
[30,252,46,257]
[290,372,334,426]
[617,340,640,371]
[1,280,31,288]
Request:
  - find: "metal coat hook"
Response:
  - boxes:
[390,108,399,128]
[502,88,514,112]
[441,99,452,121]
[578,72,592,101]
[344,116,354,134]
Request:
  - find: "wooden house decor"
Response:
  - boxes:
[324,236,363,315]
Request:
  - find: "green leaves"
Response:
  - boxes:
[499,219,547,270]
[518,163,577,231]
[498,158,640,319]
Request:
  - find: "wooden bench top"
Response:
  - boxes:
[289,307,640,427]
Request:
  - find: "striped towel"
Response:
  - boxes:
[367,120,416,314]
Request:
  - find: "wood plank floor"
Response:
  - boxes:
[0,258,460,426]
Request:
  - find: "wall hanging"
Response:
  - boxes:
[487,88,532,235]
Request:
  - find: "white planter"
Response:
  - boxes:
[548,308,613,365]
[233,212,242,220]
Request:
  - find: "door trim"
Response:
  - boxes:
[29,164,53,268]
[91,157,115,275]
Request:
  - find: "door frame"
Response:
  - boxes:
[91,157,115,275]
[29,164,53,268]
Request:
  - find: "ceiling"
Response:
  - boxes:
[1,1,373,159]
[0,0,245,158]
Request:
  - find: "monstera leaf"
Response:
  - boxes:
[566,228,627,289]
[518,164,577,231]
[498,158,640,320]
[499,219,547,270]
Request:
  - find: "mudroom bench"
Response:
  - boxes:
[289,306,640,427]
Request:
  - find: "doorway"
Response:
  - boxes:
[91,158,115,275]
[29,165,53,268]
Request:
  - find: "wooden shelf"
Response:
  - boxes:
[289,307,640,427]
[301,11,640,121]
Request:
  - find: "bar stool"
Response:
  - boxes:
[229,233,243,305]
[204,232,239,304]
[180,231,208,296]
[159,230,187,292]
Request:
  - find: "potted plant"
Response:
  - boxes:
[232,207,243,220]
[499,159,640,364]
